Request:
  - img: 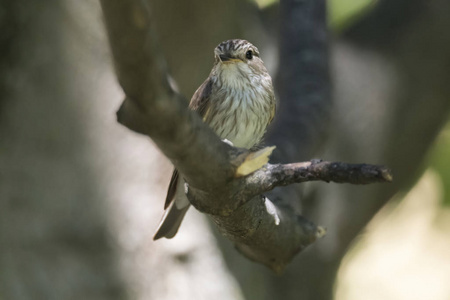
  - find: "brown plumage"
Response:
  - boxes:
[153,39,276,240]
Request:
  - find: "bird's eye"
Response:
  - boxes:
[246,50,253,60]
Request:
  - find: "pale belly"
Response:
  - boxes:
[205,71,274,149]
[220,113,265,149]
[207,96,270,149]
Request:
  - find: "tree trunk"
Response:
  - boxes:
[0,1,125,299]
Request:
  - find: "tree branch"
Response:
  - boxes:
[243,160,392,197]
[100,0,392,272]
[100,0,238,193]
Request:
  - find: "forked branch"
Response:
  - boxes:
[100,0,392,272]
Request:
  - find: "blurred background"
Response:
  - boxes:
[1,0,449,299]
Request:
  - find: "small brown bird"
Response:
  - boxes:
[153,39,276,240]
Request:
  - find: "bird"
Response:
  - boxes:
[153,39,276,240]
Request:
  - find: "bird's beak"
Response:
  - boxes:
[219,55,241,64]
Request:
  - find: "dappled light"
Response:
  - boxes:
[336,170,450,300]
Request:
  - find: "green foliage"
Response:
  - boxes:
[429,123,450,206]
[251,0,376,32]
[328,0,376,32]
[252,0,277,9]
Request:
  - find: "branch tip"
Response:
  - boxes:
[381,168,393,182]
[316,226,327,239]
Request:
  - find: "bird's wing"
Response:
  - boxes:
[164,169,179,209]
[268,93,276,125]
[189,77,213,119]
[164,78,213,210]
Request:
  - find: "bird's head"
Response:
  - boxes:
[214,39,261,64]
[212,39,269,88]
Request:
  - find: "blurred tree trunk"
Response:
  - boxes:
[0,1,125,299]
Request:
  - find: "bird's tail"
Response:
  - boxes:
[153,201,190,240]
[153,173,190,240]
